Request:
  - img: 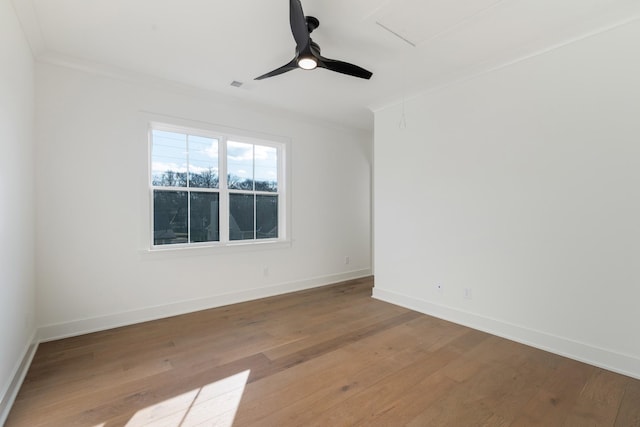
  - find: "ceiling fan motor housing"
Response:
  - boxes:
[254,0,372,80]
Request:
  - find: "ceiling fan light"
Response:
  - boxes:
[298,57,317,70]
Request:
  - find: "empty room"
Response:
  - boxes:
[2,0,639,425]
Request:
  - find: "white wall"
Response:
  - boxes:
[0,0,37,420]
[35,61,372,339]
[374,20,640,378]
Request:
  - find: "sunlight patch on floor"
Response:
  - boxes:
[125,370,250,426]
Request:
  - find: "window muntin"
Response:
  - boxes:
[150,125,284,248]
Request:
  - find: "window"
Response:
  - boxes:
[149,124,285,248]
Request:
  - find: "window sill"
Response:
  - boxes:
[139,239,292,260]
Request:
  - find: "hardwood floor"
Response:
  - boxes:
[6,277,640,426]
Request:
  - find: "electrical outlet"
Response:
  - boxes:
[464,288,472,299]
[263,266,269,277]
[345,256,350,265]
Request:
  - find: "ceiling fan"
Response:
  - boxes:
[255,0,373,80]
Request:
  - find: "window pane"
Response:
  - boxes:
[152,130,187,187]
[256,195,278,239]
[227,141,254,190]
[153,190,188,245]
[189,135,219,189]
[190,192,219,243]
[255,145,278,192]
[229,193,254,240]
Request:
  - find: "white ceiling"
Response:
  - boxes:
[11,0,640,130]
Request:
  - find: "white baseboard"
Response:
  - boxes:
[38,269,372,342]
[0,332,38,426]
[372,287,640,381]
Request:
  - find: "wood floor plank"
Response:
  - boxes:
[614,379,640,427]
[564,369,629,426]
[260,299,408,360]
[244,344,436,426]
[510,359,595,426]
[235,344,409,425]
[6,277,640,427]
[305,348,460,427]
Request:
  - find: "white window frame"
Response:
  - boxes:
[148,121,289,251]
